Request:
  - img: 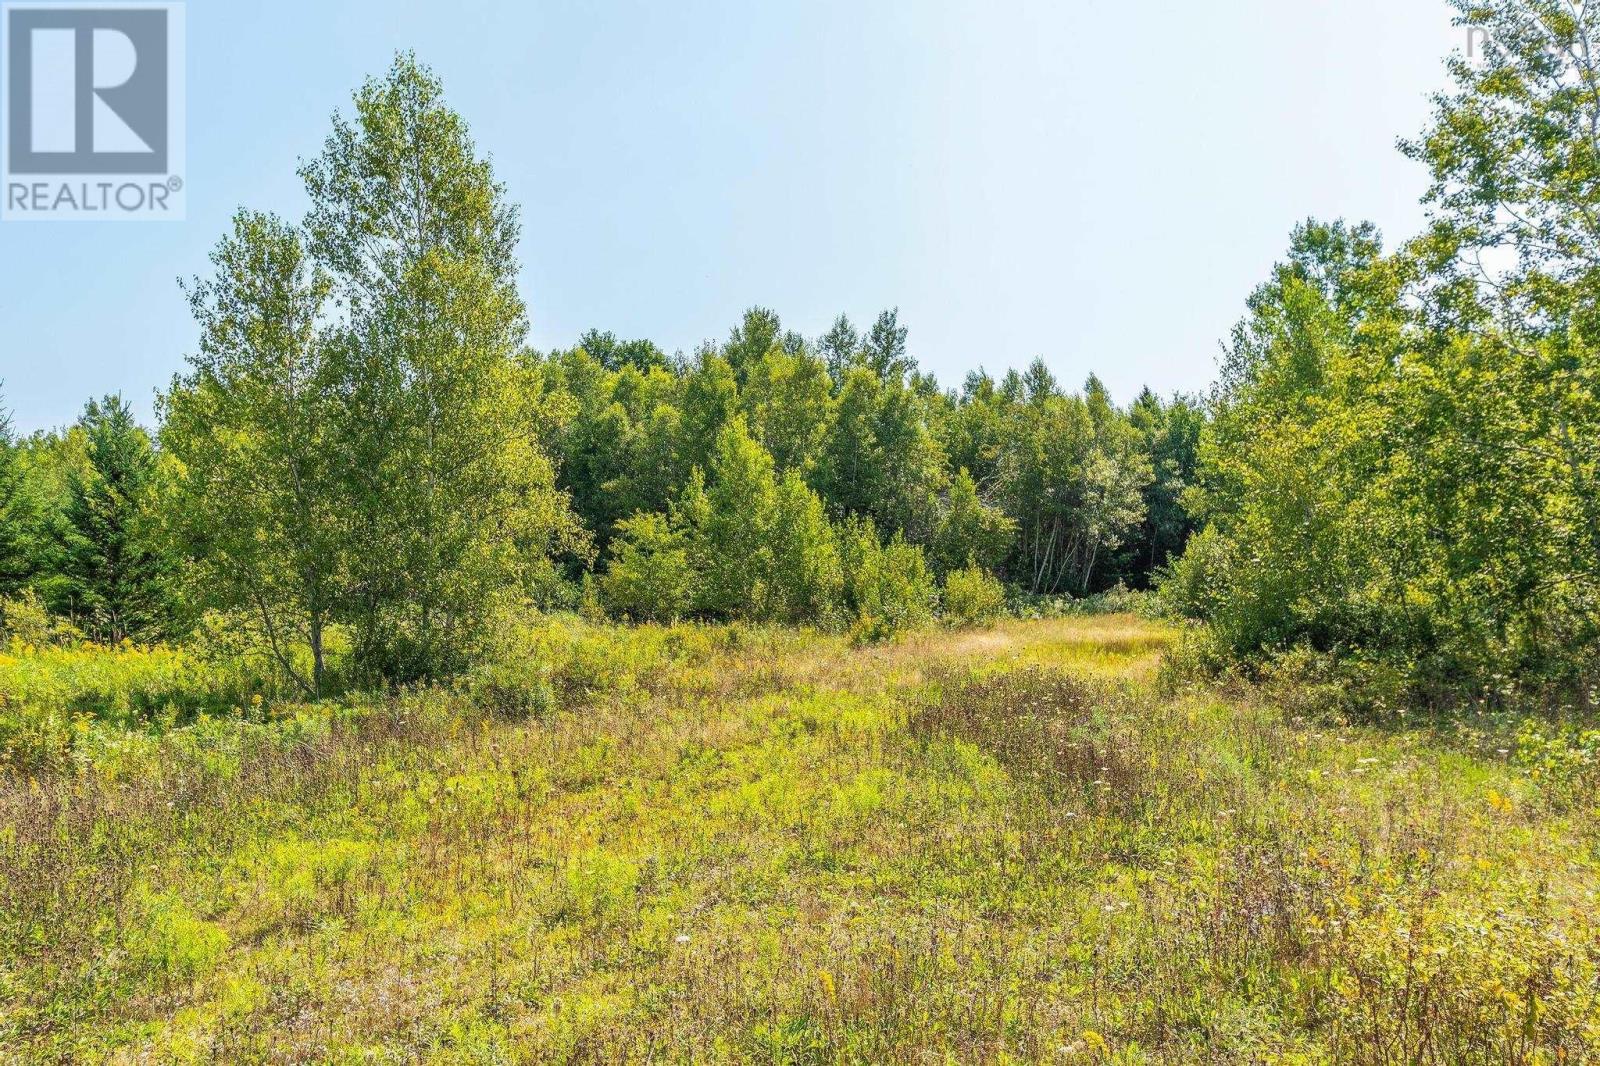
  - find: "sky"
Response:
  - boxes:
[0,0,1464,435]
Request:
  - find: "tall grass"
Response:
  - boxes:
[1,615,1596,1062]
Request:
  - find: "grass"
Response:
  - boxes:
[1,615,1598,1062]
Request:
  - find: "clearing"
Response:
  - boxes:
[3,616,1597,1062]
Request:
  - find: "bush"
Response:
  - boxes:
[124,887,229,983]
[1008,583,1160,621]
[1513,721,1600,811]
[843,523,936,642]
[941,563,1005,627]
[761,471,843,625]
[0,589,82,650]
[463,613,699,718]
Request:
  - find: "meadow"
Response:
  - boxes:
[3,614,1597,1063]
[6,1,1600,1060]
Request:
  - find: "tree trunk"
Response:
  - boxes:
[310,613,326,701]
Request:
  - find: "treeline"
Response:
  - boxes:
[1166,0,1600,704]
[0,54,1201,693]
[547,312,1200,624]
[14,0,1585,711]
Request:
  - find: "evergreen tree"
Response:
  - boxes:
[0,390,35,599]
[819,314,861,384]
[50,396,168,643]
[862,308,912,382]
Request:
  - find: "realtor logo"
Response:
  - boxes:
[2,2,185,220]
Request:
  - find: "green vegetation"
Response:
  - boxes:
[0,56,1198,692]
[4,0,1600,1059]
[1165,0,1600,706]
[4,616,1598,1061]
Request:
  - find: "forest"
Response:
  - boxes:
[0,49,1204,706]
[3,0,1600,1061]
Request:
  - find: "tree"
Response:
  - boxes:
[944,370,1007,490]
[164,210,343,696]
[600,512,694,623]
[48,396,169,643]
[0,389,35,599]
[742,348,835,474]
[1164,221,1420,664]
[815,368,887,520]
[1022,357,1058,404]
[300,53,585,680]
[1164,7,1600,695]
[1122,389,1203,583]
[1404,0,1600,329]
[862,308,913,382]
[996,383,1149,595]
[819,314,860,384]
[841,518,936,639]
[765,470,842,623]
[675,351,740,482]
[579,328,668,372]
[722,306,782,383]
[1401,0,1600,681]
[931,468,1016,575]
[815,366,947,541]
[548,348,683,548]
[690,416,778,617]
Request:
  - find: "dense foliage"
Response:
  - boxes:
[0,58,1196,687]
[6,0,1598,715]
[1165,0,1600,706]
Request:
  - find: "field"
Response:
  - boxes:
[3,616,1599,1063]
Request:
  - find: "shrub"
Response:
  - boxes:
[941,563,1005,627]
[761,471,843,625]
[0,589,81,650]
[464,613,694,718]
[124,887,229,983]
[0,640,262,769]
[843,522,936,641]
[1513,721,1600,811]
[930,470,1016,575]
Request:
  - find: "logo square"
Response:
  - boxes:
[1,1,185,221]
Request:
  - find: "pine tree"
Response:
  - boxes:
[51,396,168,643]
[0,391,34,598]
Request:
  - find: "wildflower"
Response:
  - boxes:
[675,933,690,945]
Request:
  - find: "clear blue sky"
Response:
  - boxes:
[1,0,1462,435]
